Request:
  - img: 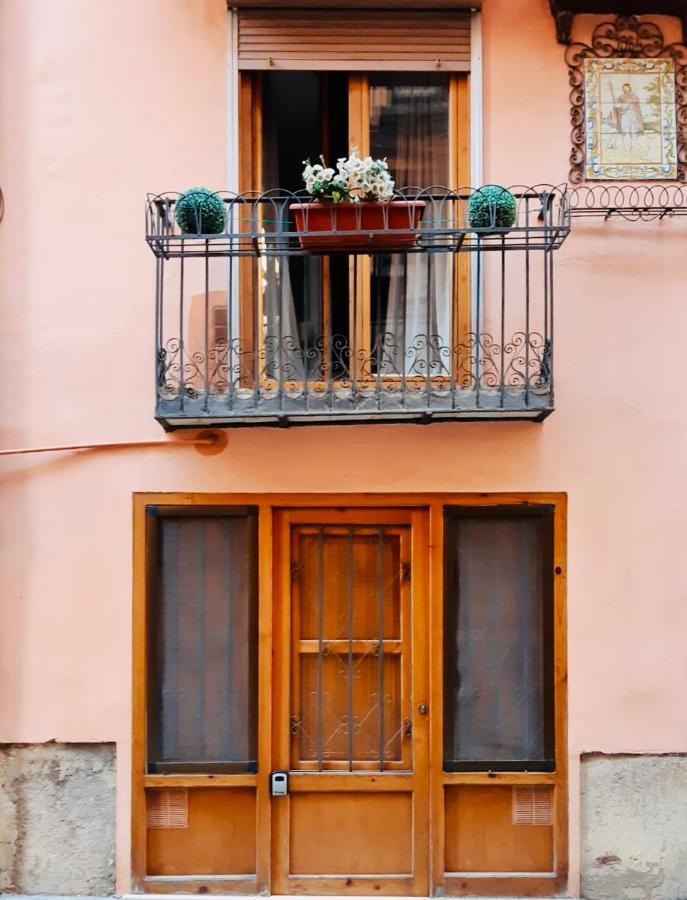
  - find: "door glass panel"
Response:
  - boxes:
[443,509,555,771]
[368,74,453,377]
[147,509,258,773]
[291,525,410,771]
[298,655,403,764]
[298,529,401,639]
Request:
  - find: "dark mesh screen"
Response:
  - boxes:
[444,509,554,770]
[147,509,258,773]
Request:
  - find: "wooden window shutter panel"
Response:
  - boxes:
[237,9,472,72]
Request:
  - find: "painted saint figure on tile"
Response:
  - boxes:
[612,83,644,148]
[584,57,678,180]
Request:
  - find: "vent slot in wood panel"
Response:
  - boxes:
[512,787,553,826]
[237,10,471,71]
[147,789,189,829]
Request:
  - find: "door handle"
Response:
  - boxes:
[417,703,429,716]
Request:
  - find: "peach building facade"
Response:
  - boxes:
[0,1,686,898]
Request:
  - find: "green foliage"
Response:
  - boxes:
[175,187,225,235]
[467,185,517,229]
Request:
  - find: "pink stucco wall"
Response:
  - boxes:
[1,0,686,893]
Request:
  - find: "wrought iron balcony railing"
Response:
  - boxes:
[146,187,570,427]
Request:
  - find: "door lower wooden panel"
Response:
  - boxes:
[146,787,256,876]
[289,792,413,875]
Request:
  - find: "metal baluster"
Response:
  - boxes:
[401,252,407,407]
[549,247,555,406]
[375,255,382,410]
[278,251,285,415]
[303,257,309,414]
[252,203,260,409]
[155,254,163,406]
[227,247,234,412]
[425,252,432,409]
[525,195,531,408]
[204,243,210,412]
[179,248,185,412]
[450,249,457,410]
[500,236,506,409]
[326,256,333,412]
[475,237,482,409]
[351,255,358,400]
[377,526,385,771]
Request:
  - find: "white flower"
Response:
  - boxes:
[302,148,396,202]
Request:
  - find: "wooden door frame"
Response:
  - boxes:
[132,491,567,897]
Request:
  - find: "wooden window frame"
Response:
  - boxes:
[132,492,567,896]
[144,505,259,776]
[238,70,471,387]
[442,505,556,773]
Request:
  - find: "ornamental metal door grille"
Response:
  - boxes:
[289,524,412,772]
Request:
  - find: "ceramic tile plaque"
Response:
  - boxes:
[583,57,678,180]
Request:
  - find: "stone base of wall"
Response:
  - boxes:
[581,753,687,900]
[0,743,116,895]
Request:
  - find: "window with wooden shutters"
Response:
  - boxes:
[443,507,555,772]
[146,506,258,774]
[236,9,472,72]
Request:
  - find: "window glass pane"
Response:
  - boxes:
[260,72,350,377]
[147,509,258,773]
[369,73,450,186]
[443,509,554,771]
[368,74,452,376]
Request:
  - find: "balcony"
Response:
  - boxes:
[146,188,570,428]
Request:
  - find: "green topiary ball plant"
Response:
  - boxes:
[175,187,225,235]
[467,185,517,230]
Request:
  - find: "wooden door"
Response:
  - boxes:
[272,508,430,895]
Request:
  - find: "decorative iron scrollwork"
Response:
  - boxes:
[566,15,687,183]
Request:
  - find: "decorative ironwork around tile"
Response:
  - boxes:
[565,14,687,183]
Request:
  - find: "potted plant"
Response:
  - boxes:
[290,150,425,251]
[467,185,518,231]
[175,187,226,235]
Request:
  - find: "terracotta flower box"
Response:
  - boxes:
[290,200,426,251]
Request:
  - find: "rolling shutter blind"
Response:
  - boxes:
[237,9,472,71]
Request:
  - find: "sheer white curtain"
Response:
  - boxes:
[371,75,452,376]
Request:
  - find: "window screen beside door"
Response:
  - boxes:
[146,507,258,773]
[443,507,555,772]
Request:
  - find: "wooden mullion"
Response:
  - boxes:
[255,504,273,893]
[238,72,261,388]
[348,74,372,381]
[271,510,293,893]
[131,497,150,889]
[553,496,569,892]
[450,73,472,383]
[429,502,446,895]
[410,508,431,896]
